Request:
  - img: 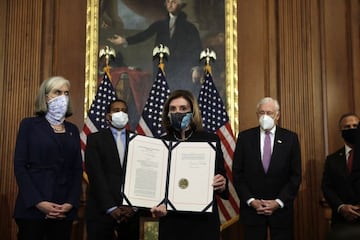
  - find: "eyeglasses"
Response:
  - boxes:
[257,111,276,116]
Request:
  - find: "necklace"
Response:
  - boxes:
[173,131,193,141]
[51,124,65,132]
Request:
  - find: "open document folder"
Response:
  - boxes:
[122,133,216,213]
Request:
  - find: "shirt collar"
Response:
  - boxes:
[109,126,126,136]
[260,125,277,135]
[169,13,177,19]
[345,144,353,155]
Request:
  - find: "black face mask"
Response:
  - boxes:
[169,112,193,131]
[341,128,358,145]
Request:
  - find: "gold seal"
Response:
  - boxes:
[178,178,189,189]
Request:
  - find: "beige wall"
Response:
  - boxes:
[0,0,359,239]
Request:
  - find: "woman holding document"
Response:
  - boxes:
[151,89,229,240]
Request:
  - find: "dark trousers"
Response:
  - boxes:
[86,213,140,240]
[243,223,293,240]
[15,219,73,240]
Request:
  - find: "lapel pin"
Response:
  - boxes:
[277,139,282,144]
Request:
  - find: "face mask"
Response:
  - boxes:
[259,114,275,131]
[46,95,69,125]
[111,111,128,129]
[342,128,357,145]
[169,112,193,131]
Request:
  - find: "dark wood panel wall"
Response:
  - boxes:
[0,0,359,239]
[0,0,86,239]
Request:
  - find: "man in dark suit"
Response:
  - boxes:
[353,118,360,208]
[232,97,302,240]
[322,113,360,231]
[85,99,140,240]
[108,0,202,94]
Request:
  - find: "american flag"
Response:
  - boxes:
[80,69,117,182]
[198,67,240,229]
[135,64,170,137]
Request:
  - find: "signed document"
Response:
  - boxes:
[122,134,216,212]
[167,142,215,212]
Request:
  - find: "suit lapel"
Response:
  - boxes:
[337,148,349,176]
[266,127,285,173]
[252,128,265,173]
[38,117,63,148]
[104,128,123,169]
[271,127,283,161]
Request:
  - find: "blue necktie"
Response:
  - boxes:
[116,131,124,166]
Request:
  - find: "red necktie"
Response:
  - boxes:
[348,149,353,173]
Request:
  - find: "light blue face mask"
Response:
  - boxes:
[45,95,69,125]
[169,112,193,131]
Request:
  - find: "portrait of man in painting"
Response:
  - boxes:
[98,0,226,129]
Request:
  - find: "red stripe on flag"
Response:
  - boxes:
[198,68,240,228]
[216,196,231,220]
[80,71,117,183]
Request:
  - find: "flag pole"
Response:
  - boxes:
[135,44,171,137]
[99,45,116,80]
[198,48,240,230]
[82,46,117,184]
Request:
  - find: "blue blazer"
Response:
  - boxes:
[13,117,83,219]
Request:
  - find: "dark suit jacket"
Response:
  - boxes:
[232,126,301,226]
[321,146,360,225]
[85,128,147,240]
[85,128,129,219]
[13,117,82,220]
[352,126,360,200]
[126,11,202,91]
[158,130,229,240]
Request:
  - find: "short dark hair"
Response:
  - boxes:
[338,113,359,129]
[106,98,128,113]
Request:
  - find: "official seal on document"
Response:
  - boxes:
[179,178,189,189]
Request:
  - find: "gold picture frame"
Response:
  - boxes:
[85,0,238,134]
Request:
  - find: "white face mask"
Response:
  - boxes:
[46,95,69,125]
[111,111,128,129]
[259,114,275,130]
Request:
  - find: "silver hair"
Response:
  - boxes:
[34,76,73,116]
[256,97,280,112]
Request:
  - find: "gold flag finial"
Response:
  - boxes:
[200,48,217,74]
[153,44,170,72]
[99,45,116,67]
[99,46,116,80]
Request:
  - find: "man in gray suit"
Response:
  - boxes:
[322,113,360,231]
[232,97,301,240]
